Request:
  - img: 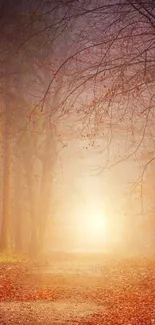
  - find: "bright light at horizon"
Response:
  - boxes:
[75,204,108,249]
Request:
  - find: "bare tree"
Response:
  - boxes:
[0,0,68,255]
[1,0,155,255]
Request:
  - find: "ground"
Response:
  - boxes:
[0,252,155,324]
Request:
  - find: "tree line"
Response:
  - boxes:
[0,0,155,256]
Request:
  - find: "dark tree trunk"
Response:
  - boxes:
[0,73,12,252]
[23,157,39,257]
[13,155,24,254]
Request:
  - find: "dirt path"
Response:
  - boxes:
[0,254,155,324]
[0,300,104,325]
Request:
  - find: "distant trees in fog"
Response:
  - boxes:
[1,0,155,255]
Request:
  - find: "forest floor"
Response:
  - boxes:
[0,252,155,324]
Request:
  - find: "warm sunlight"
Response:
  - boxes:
[83,209,106,240]
[74,203,108,251]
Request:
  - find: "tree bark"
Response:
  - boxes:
[0,73,12,252]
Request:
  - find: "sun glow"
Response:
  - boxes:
[75,204,108,250]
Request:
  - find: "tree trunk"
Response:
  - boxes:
[23,157,39,257]
[37,126,55,253]
[13,154,23,254]
[0,74,12,252]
